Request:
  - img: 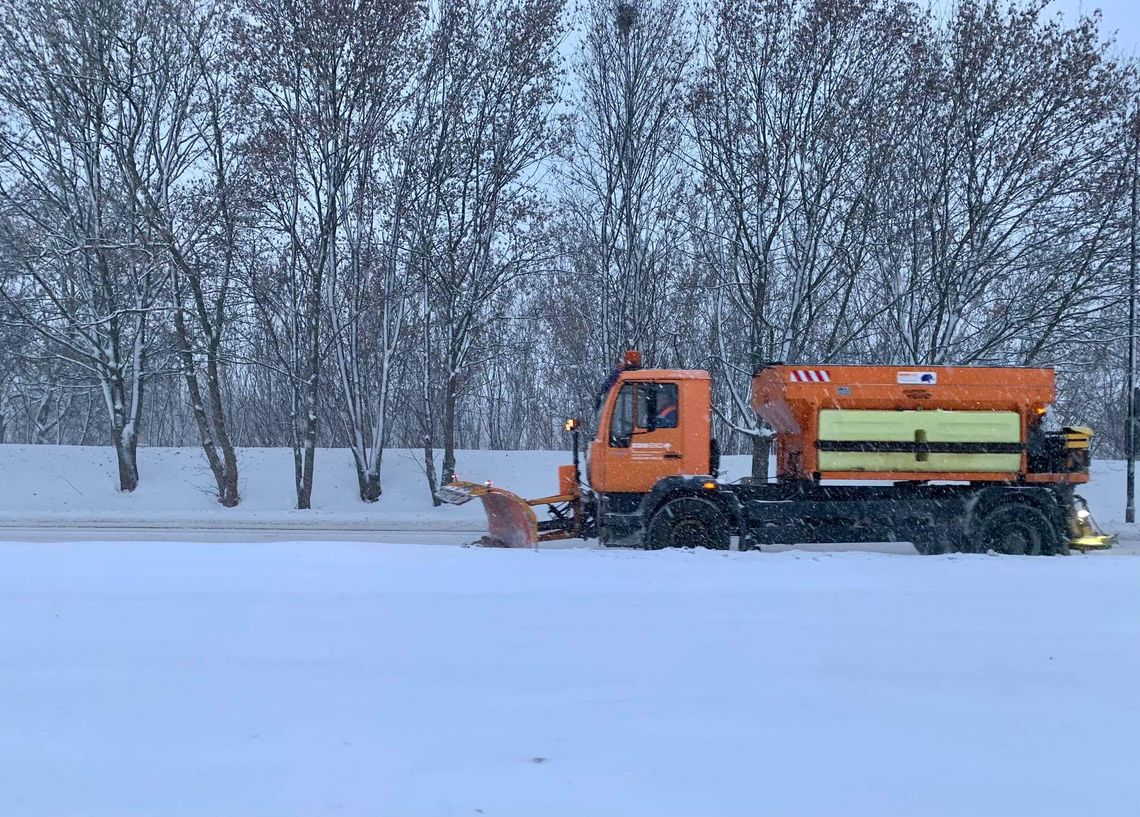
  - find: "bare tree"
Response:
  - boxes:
[690,0,921,477]
[868,0,1129,366]
[561,0,694,382]
[0,0,180,490]
[235,0,423,508]
[409,0,566,489]
[107,0,248,505]
[323,33,423,503]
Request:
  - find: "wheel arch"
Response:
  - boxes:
[966,485,1069,553]
[640,476,747,543]
[967,485,1067,527]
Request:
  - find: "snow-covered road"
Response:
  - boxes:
[0,523,487,546]
[1,540,1137,817]
[3,520,1139,556]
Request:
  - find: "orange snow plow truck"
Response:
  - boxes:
[438,354,1115,554]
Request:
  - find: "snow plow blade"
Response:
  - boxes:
[436,480,539,548]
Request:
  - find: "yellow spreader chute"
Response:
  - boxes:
[1071,534,1116,551]
[1069,494,1116,552]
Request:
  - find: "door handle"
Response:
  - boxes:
[664,453,683,459]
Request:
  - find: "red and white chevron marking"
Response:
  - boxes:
[789,369,831,383]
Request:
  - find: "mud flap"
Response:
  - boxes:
[437,481,540,548]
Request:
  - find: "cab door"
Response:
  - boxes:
[601,381,685,493]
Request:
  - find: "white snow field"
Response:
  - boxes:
[1,445,1139,815]
[0,541,1137,817]
[0,444,1133,549]
[0,445,567,531]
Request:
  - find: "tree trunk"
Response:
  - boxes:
[441,372,458,486]
[114,432,140,492]
[291,388,316,511]
[295,292,322,510]
[297,404,317,510]
[297,384,318,510]
[215,418,240,508]
[751,433,771,482]
[175,308,241,507]
[33,395,53,444]
[208,355,240,508]
[292,440,304,509]
[218,460,239,507]
[297,442,315,510]
[355,455,382,502]
[423,436,441,507]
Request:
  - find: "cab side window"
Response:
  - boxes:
[637,383,679,430]
[610,383,635,447]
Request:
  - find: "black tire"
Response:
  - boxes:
[973,503,1062,556]
[597,524,616,547]
[646,496,731,550]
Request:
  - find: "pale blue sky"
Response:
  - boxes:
[1046,1,1139,54]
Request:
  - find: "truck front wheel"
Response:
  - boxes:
[973,503,1063,556]
[646,497,731,550]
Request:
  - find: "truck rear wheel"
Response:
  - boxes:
[973,503,1062,556]
[646,497,731,550]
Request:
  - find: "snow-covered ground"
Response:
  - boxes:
[0,445,568,529]
[0,442,1131,527]
[1,446,1138,814]
[0,541,1136,817]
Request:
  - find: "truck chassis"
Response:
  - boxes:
[596,477,1084,556]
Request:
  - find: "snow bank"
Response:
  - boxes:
[0,445,576,527]
[0,541,1136,816]
[0,444,1130,537]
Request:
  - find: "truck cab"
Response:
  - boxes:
[587,368,713,494]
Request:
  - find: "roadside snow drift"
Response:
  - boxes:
[1,541,1136,817]
[0,445,573,529]
[0,444,1130,535]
